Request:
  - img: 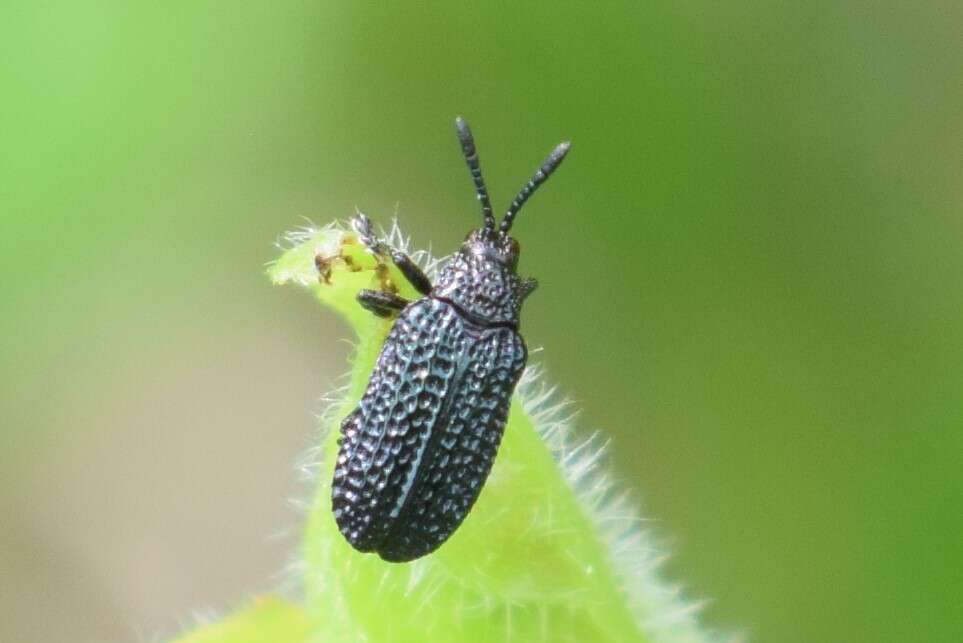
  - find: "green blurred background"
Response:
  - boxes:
[2,2,961,642]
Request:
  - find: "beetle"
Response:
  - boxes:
[330,117,570,562]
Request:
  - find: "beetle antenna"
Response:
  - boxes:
[501,140,571,233]
[455,117,495,232]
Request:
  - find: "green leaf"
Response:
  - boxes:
[271,222,718,643]
[170,597,311,643]
[174,220,721,643]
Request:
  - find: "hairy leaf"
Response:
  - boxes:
[173,220,721,643]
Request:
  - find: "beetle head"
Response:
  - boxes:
[432,118,568,325]
[433,232,527,325]
[463,228,520,269]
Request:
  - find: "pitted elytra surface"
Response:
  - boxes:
[332,298,526,561]
[328,116,569,562]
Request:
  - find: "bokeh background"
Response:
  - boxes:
[3,2,961,642]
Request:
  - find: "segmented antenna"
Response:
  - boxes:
[455,117,496,232]
[501,140,571,233]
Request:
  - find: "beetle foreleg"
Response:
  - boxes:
[352,213,387,256]
[520,277,538,300]
[352,213,433,296]
[357,289,410,318]
[389,250,433,296]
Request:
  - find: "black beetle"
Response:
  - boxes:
[330,117,570,562]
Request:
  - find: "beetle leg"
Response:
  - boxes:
[389,250,433,296]
[357,289,410,318]
[352,213,387,256]
[520,277,538,300]
[351,213,433,295]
